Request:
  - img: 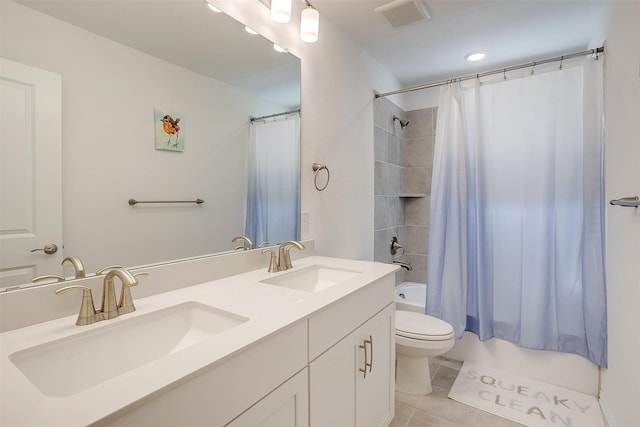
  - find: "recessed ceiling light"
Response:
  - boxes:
[245,26,258,35]
[465,51,486,62]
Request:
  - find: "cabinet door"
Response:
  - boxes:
[310,303,395,427]
[309,332,357,427]
[227,368,308,427]
[355,304,395,427]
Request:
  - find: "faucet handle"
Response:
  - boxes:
[32,274,65,284]
[262,249,279,273]
[54,285,98,326]
[118,272,147,315]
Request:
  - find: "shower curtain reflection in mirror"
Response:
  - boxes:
[426,58,607,367]
[245,114,300,247]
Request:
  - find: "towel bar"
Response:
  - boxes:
[128,198,204,205]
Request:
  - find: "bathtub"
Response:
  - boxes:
[394,282,426,313]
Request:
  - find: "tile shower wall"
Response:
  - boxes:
[374,98,437,284]
[374,97,406,282]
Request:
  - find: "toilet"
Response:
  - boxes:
[395,310,455,395]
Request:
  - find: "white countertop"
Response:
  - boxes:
[0,256,397,426]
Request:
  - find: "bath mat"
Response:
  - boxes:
[448,362,605,427]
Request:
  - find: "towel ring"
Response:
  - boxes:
[312,163,330,191]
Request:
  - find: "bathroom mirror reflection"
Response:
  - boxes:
[0,0,301,289]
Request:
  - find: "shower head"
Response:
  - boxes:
[393,115,410,128]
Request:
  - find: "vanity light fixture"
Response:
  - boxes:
[245,26,258,35]
[300,1,319,43]
[273,43,288,53]
[204,0,222,13]
[271,0,292,23]
[465,51,486,62]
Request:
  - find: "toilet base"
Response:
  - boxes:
[395,354,433,395]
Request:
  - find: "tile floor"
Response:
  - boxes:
[390,357,523,427]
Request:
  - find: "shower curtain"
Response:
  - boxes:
[426,58,607,367]
[245,114,300,247]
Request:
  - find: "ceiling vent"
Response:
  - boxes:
[374,0,430,28]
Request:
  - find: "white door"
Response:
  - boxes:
[0,58,63,290]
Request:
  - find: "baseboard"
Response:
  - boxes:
[599,392,617,427]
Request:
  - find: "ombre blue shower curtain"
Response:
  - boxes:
[245,114,300,247]
[426,59,607,366]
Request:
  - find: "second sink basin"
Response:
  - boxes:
[9,302,248,398]
[260,265,361,293]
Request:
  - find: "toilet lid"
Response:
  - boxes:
[396,310,455,340]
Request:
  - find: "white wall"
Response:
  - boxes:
[597,3,640,427]
[1,1,287,273]
[220,1,403,261]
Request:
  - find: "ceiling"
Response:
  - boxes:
[14,0,608,99]
[15,0,301,108]
[313,0,608,88]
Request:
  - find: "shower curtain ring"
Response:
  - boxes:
[312,163,330,191]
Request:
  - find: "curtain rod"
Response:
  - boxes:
[375,46,604,99]
[250,109,301,123]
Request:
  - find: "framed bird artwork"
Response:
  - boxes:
[154,107,184,151]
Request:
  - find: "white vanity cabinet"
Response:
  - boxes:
[309,303,395,427]
[0,255,400,427]
[227,368,309,427]
[308,276,395,427]
[102,321,308,427]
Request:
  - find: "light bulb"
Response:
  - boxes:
[271,0,291,23]
[273,43,288,53]
[465,51,486,62]
[300,7,319,43]
[245,26,258,35]
[205,1,221,13]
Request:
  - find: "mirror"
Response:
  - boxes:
[1,0,301,287]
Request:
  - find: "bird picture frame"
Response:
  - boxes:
[154,107,184,152]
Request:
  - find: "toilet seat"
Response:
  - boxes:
[395,310,455,341]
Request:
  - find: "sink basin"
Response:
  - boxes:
[9,302,248,398]
[260,265,361,293]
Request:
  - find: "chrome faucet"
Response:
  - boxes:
[55,267,140,325]
[62,256,86,279]
[95,265,123,275]
[100,268,138,320]
[232,235,254,250]
[392,260,413,271]
[277,241,305,271]
[262,241,306,273]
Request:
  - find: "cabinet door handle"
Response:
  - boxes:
[360,336,373,378]
[359,341,368,379]
[367,335,373,373]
